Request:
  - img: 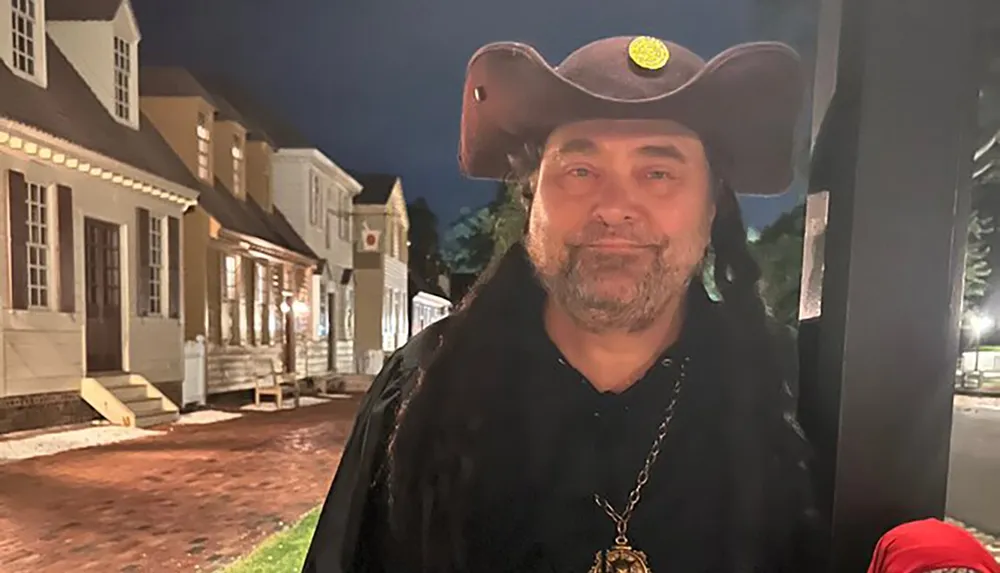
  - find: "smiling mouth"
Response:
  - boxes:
[580,242,656,250]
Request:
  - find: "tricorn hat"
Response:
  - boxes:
[458,36,804,196]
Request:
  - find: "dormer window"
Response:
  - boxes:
[231,134,243,195]
[11,0,38,76]
[196,112,211,180]
[113,36,132,121]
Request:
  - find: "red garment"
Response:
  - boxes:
[868,519,1000,573]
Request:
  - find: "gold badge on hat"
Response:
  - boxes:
[628,36,670,71]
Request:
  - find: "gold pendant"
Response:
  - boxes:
[588,544,652,573]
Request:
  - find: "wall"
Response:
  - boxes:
[140,96,214,184]
[182,206,209,340]
[353,252,384,361]
[244,140,273,211]
[0,150,186,398]
[213,120,246,199]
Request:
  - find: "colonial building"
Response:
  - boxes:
[0,0,201,433]
[408,272,452,337]
[351,173,410,372]
[195,82,361,376]
[138,67,320,399]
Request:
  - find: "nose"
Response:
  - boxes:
[591,176,640,226]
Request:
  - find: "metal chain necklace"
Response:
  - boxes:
[587,357,688,573]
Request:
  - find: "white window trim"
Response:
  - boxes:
[9,0,47,88]
[25,179,53,310]
[231,135,243,196]
[112,35,132,123]
[196,113,211,181]
[221,254,240,345]
[147,215,165,316]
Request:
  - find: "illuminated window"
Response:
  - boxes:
[196,112,211,180]
[231,134,243,195]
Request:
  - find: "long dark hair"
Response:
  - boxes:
[387,147,808,572]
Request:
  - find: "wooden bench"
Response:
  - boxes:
[311,371,343,395]
[253,359,301,409]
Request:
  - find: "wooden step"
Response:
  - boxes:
[124,397,166,415]
[135,410,179,428]
[106,384,149,402]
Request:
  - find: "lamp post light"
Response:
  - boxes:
[969,313,994,374]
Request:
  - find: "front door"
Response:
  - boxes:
[85,218,122,373]
[327,292,337,371]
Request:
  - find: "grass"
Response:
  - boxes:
[223,507,321,573]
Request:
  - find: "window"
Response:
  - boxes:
[339,192,351,241]
[254,262,267,345]
[231,134,243,195]
[342,283,354,341]
[113,37,131,121]
[26,181,48,308]
[269,264,283,345]
[318,283,329,338]
[148,217,163,315]
[196,112,211,180]
[11,0,37,77]
[221,255,240,345]
[309,172,322,226]
[325,208,332,250]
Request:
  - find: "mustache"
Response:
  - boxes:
[565,222,667,248]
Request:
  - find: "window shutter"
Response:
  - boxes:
[7,170,28,310]
[56,185,75,313]
[168,216,180,318]
[136,207,150,316]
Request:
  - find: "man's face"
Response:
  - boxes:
[525,119,716,333]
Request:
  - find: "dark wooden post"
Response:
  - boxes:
[797,0,982,570]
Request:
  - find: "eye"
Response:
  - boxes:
[568,167,593,178]
[646,169,677,181]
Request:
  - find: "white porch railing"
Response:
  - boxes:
[183,335,207,407]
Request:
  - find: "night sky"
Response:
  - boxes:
[132,0,806,231]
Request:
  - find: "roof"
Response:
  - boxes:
[139,67,219,104]
[193,76,313,148]
[199,178,317,260]
[0,39,202,192]
[352,172,399,205]
[46,0,122,21]
[408,271,449,300]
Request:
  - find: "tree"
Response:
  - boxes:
[490,181,527,262]
[965,209,994,304]
[750,203,993,329]
[441,206,496,274]
[748,204,806,328]
[406,197,447,283]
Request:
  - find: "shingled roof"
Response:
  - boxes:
[139,67,219,104]
[195,76,314,149]
[137,67,316,260]
[0,38,202,191]
[200,178,318,260]
[352,172,399,205]
[46,0,123,21]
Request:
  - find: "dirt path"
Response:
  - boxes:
[0,398,360,572]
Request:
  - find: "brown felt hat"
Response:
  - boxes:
[458,36,804,196]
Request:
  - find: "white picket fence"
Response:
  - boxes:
[182,336,207,408]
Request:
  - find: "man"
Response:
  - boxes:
[304,36,821,573]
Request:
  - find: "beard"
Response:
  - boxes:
[527,232,699,334]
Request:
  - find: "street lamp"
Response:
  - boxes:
[969,313,994,374]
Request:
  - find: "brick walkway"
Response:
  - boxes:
[0,398,361,573]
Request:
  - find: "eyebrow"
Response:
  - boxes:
[634,144,687,163]
[555,138,599,155]
[554,139,688,163]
